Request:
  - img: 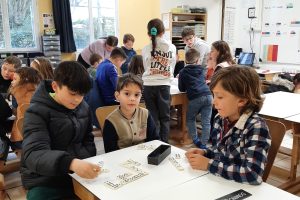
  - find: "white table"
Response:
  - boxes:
[70,140,207,200]
[259,91,300,119]
[280,114,300,193]
[259,92,300,194]
[144,174,300,200]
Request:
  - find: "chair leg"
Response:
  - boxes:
[0,173,6,199]
[289,134,300,180]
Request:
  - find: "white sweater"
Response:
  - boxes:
[142,37,176,86]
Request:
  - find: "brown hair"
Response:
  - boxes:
[31,57,54,80]
[123,33,135,43]
[212,40,236,65]
[209,65,263,114]
[89,53,103,66]
[128,55,144,75]
[116,73,143,92]
[185,48,200,64]
[147,18,165,57]
[293,73,300,85]
[181,27,195,38]
[9,67,41,94]
[4,56,22,69]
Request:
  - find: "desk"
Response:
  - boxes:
[144,174,299,200]
[259,91,300,193]
[170,82,189,143]
[259,91,300,119]
[70,140,207,200]
[280,114,300,193]
[255,69,281,81]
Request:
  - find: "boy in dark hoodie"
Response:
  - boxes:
[178,48,213,149]
[21,61,101,200]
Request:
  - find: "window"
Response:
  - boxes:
[0,0,39,52]
[70,0,117,50]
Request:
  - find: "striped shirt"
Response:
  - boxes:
[206,111,271,185]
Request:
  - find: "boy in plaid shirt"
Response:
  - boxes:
[185,66,271,185]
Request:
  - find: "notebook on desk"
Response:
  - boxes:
[238,52,255,66]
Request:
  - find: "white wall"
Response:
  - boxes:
[160,0,222,45]
[225,0,300,71]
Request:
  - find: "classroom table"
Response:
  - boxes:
[70,140,207,200]
[255,69,281,81]
[144,173,300,200]
[170,80,189,143]
[259,91,300,194]
[259,91,300,119]
[280,114,300,194]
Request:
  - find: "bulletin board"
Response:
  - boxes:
[260,0,300,64]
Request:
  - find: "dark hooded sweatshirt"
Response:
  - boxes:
[178,64,211,100]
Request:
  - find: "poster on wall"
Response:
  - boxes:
[43,13,54,29]
[222,0,237,46]
[260,0,300,64]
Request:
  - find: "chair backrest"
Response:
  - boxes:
[16,103,30,135]
[95,103,146,130]
[262,118,286,182]
[95,105,119,130]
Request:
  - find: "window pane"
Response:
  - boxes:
[8,0,36,48]
[93,7,115,40]
[71,0,90,49]
[92,0,115,8]
[0,3,5,48]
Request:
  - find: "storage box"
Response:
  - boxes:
[147,145,171,165]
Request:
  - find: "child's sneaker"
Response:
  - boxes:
[194,140,207,150]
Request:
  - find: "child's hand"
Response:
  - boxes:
[69,159,101,179]
[185,148,205,156]
[185,152,209,171]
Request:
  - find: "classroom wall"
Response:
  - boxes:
[160,0,223,45]
[118,0,160,51]
[225,0,300,71]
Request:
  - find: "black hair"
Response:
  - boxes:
[147,18,165,57]
[106,36,118,47]
[185,48,200,64]
[54,61,92,95]
[110,47,127,60]
[116,73,143,92]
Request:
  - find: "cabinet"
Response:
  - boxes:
[162,12,207,50]
[41,35,61,67]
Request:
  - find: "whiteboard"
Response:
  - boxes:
[260,0,300,64]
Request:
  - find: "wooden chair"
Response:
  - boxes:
[95,103,146,130]
[95,105,119,130]
[262,118,286,182]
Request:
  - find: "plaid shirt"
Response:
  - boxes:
[205,111,271,185]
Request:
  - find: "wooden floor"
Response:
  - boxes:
[2,129,300,200]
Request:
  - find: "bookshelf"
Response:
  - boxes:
[162,12,207,50]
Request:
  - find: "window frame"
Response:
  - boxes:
[0,0,40,53]
[72,0,118,51]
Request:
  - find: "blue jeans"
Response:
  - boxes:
[186,95,212,144]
